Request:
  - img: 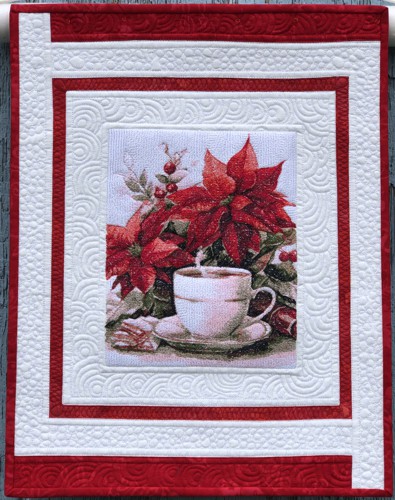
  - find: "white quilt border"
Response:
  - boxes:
[63,90,339,407]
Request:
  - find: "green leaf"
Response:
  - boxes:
[250,249,275,272]
[153,281,172,301]
[125,179,141,192]
[130,309,145,319]
[282,228,297,246]
[276,293,296,308]
[171,220,189,237]
[265,262,297,282]
[263,275,296,302]
[133,194,149,202]
[152,298,175,319]
[155,174,168,184]
[254,233,285,261]
[252,273,270,289]
[147,182,154,196]
[165,198,174,209]
[216,249,233,267]
[264,232,284,246]
[143,289,155,311]
[140,170,147,187]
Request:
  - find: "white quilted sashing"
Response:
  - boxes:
[63,91,339,407]
[15,12,384,490]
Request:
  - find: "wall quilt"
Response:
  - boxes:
[5,4,393,496]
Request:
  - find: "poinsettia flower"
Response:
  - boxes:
[168,137,295,264]
[107,205,194,296]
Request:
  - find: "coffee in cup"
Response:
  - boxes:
[173,266,276,339]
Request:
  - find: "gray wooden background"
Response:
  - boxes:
[0,0,394,499]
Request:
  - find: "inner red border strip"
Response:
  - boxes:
[50,76,351,421]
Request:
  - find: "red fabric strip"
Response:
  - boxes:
[5,8,20,496]
[379,9,394,497]
[335,81,352,420]
[49,76,352,421]
[8,455,352,497]
[48,5,385,43]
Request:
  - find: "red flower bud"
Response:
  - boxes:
[164,161,176,175]
[166,182,178,193]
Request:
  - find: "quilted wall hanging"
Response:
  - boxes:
[5,3,393,497]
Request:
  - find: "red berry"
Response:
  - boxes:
[154,187,166,199]
[289,249,297,263]
[166,183,178,193]
[279,251,289,262]
[164,161,176,175]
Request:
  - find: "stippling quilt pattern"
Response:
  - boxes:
[6,4,393,497]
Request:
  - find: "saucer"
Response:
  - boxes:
[153,315,271,354]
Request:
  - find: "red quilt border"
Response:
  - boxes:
[5,5,392,497]
[50,76,351,422]
[9,456,353,497]
[379,11,393,496]
[11,3,387,43]
[49,7,384,43]
[6,7,20,499]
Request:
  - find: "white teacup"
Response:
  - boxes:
[173,266,276,339]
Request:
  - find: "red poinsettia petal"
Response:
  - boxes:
[248,229,261,253]
[197,230,221,251]
[248,189,288,206]
[159,232,185,245]
[113,274,135,298]
[226,137,258,192]
[230,195,252,211]
[273,209,296,229]
[231,207,270,232]
[154,249,195,268]
[247,191,277,209]
[106,248,133,279]
[124,204,146,243]
[167,206,200,223]
[186,206,227,251]
[169,186,217,212]
[139,206,171,246]
[247,205,296,232]
[141,237,180,265]
[155,268,172,284]
[221,221,252,265]
[129,259,156,293]
[106,205,147,279]
[203,149,236,200]
[253,161,285,192]
[246,205,281,233]
[107,224,130,249]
